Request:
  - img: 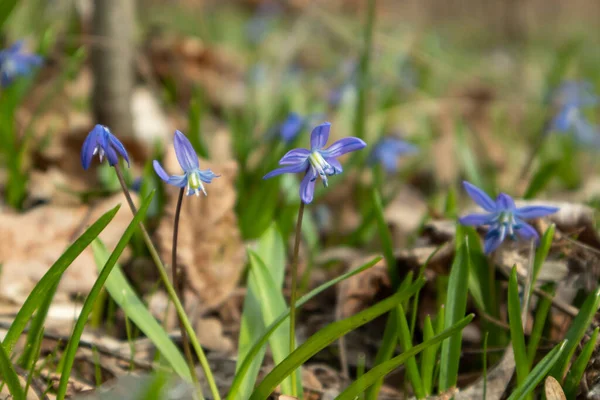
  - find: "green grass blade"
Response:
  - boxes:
[438,236,470,391]
[228,256,382,399]
[56,192,154,400]
[527,283,554,367]
[2,205,120,354]
[550,287,600,381]
[372,189,399,288]
[508,340,568,400]
[91,239,191,380]
[508,266,529,386]
[235,224,287,399]
[335,315,475,400]
[531,225,555,296]
[246,250,300,396]
[420,315,436,395]
[17,281,58,368]
[249,278,426,400]
[564,327,598,398]
[395,304,424,398]
[0,342,25,400]
[523,160,560,199]
[364,308,397,400]
[0,0,19,29]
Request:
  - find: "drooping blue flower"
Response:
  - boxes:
[458,181,559,254]
[550,81,600,147]
[263,122,366,204]
[0,41,43,87]
[153,130,219,196]
[369,136,417,173]
[81,124,130,169]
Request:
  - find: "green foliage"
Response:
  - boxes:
[0,342,25,400]
[249,278,425,400]
[438,235,471,391]
[508,267,529,387]
[564,327,599,398]
[92,239,191,380]
[56,192,155,400]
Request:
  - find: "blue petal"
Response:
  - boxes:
[263,162,308,179]
[310,122,331,150]
[325,157,343,174]
[173,130,199,172]
[167,174,188,188]
[299,169,317,204]
[483,229,504,254]
[279,148,310,165]
[107,131,130,167]
[153,160,171,182]
[462,181,496,212]
[104,143,119,166]
[514,205,559,219]
[198,169,219,183]
[515,220,539,242]
[320,137,367,158]
[572,117,600,147]
[495,193,516,211]
[81,128,99,170]
[459,213,491,226]
[379,152,398,173]
[551,105,577,132]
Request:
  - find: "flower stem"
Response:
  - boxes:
[113,165,220,400]
[289,201,305,397]
[172,187,196,387]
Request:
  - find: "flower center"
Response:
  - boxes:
[497,211,517,238]
[93,145,106,163]
[187,170,206,196]
[309,151,335,187]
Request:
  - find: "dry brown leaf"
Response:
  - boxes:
[545,376,567,400]
[195,317,234,354]
[0,193,135,304]
[156,148,245,311]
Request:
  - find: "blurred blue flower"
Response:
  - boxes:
[81,124,130,170]
[458,181,559,254]
[369,136,417,173]
[279,112,305,143]
[153,130,218,196]
[264,122,366,204]
[0,41,43,87]
[550,81,600,146]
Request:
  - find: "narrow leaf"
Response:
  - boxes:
[0,343,25,400]
[563,327,599,398]
[508,266,529,386]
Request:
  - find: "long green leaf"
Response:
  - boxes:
[335,315,474,400]
[235,225,287,399]
[0,0,19,29]
[249,278,426,400]
[228,256,382,399]
[563,327,598,398]
[2,205,120,353]
[56,192,154,400]
[508,341,568,400]
[531,225,555,296]
[508,267,529,386]
[420,315,436,395]
[527,283,554,367]
[92,239,191,380]
[246,250,300,396]
[438,235,470,391]
[0,342,25,400]
[395,304,424,398]
[550,287,600,380]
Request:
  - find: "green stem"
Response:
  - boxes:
[289,201,305,397]
[113,165,219,400]
[172,188,197,385]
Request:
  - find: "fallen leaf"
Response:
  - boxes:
[545,376,567,400]
[0,193,136,304]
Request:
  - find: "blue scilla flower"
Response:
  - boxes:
[369,136,417,173]
[550,81,600,146]
[0,41,43,87]
[279,112,305,143]
[153,130,219,196]
[458,181,559,254]
[263,122,366,204]
[81,124,130,169]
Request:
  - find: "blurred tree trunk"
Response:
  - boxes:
[91,0,135,138]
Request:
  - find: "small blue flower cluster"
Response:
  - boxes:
[550,81,600,147]
[0,41,43,87]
